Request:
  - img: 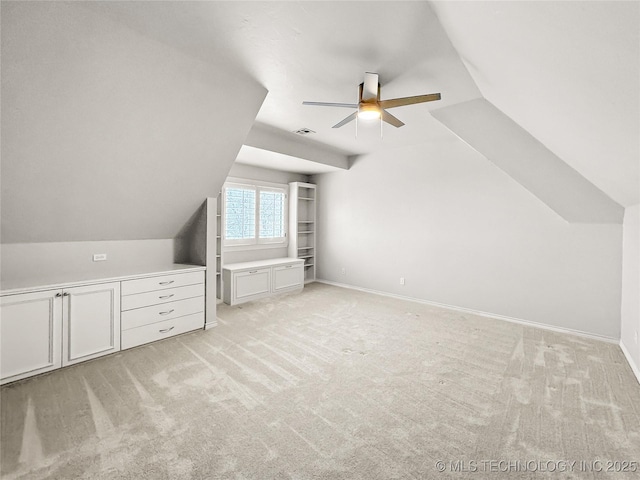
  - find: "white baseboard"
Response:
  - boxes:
[620,341,640,384]
[316,279,619,345]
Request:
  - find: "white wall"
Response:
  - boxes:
[0,240,176,284]
[620,204,640,379]
[223,163,308,265]
[313,137,623,339]
[1,2,266,243]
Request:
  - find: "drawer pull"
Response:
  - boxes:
[249,270,258,274]
[159,280,175,286]
[159,309,175,316]
[159,326,175,334]
[159,294,174,300]
[285,265,292,268]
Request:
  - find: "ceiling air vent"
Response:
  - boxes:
[293,127,316,136]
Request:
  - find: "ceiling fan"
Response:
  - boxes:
[302,72,441,128]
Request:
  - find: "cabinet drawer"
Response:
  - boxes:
[121,313,204,350]
[121,296,204,331]
[235,268,271,301]
[273,264,304,292]
[121,271,204,296]
[121,284,204,311]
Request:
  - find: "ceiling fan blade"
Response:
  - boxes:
[361,72,379,101]
[378,93,441,109]
[381,110,405,128]
[302,101,358,108]
[332,112,358,128]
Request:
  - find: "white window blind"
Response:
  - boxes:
[259,189,285,239]
[225,187,256,241]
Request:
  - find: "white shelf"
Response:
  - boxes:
[289,182,317,284]
[216,192,224,300]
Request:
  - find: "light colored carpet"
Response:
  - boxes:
[1,283,639,479]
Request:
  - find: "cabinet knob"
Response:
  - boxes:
[55,292,62,298]
[63,292,70,297]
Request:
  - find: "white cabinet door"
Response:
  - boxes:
[273,264,304,292]
[0,290,62,385]
[62,282,121,367]
[234,268,271,303]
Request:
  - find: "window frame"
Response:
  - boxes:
[222,178,289,251]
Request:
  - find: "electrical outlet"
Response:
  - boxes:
[341,268,346,275]
[92,253,107,262]
[400,277,405,286]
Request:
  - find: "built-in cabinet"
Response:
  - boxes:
[214,181,316,305]
[0,265,205,385]
[216,191,224,301]
[223,258,304,305]
[121,271,204,350]
[1,282,120,384]
[288,182,316,283]
[1,290,62,384]
[62,282,120,367]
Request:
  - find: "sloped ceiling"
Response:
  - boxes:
[430,0,639,207]
[2,1,637,243]
[433,98,623,223]
[83,1,480,154]
[1,2,267,243]
[82,0,637,220]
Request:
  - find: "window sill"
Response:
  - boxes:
[223,242,289,253]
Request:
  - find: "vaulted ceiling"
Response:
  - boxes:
[431,1,639,207]
[87,1,477,153]
[86,0,638,214]
[2,1,638,243]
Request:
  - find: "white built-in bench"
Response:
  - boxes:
[222,257,304,306]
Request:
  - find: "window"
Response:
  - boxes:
[223,181,287,247]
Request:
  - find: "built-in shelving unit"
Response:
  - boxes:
[288,182,316,283]
[216,191,224,301]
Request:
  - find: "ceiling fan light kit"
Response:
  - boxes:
[358,103,381,120]
[303,72,441,131]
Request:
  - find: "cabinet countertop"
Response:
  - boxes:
[1,264,206,296]
[223,257,304,272]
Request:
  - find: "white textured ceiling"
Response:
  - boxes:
[430,1,639,206]
[86,1,480,155]
[86,1,639,208]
